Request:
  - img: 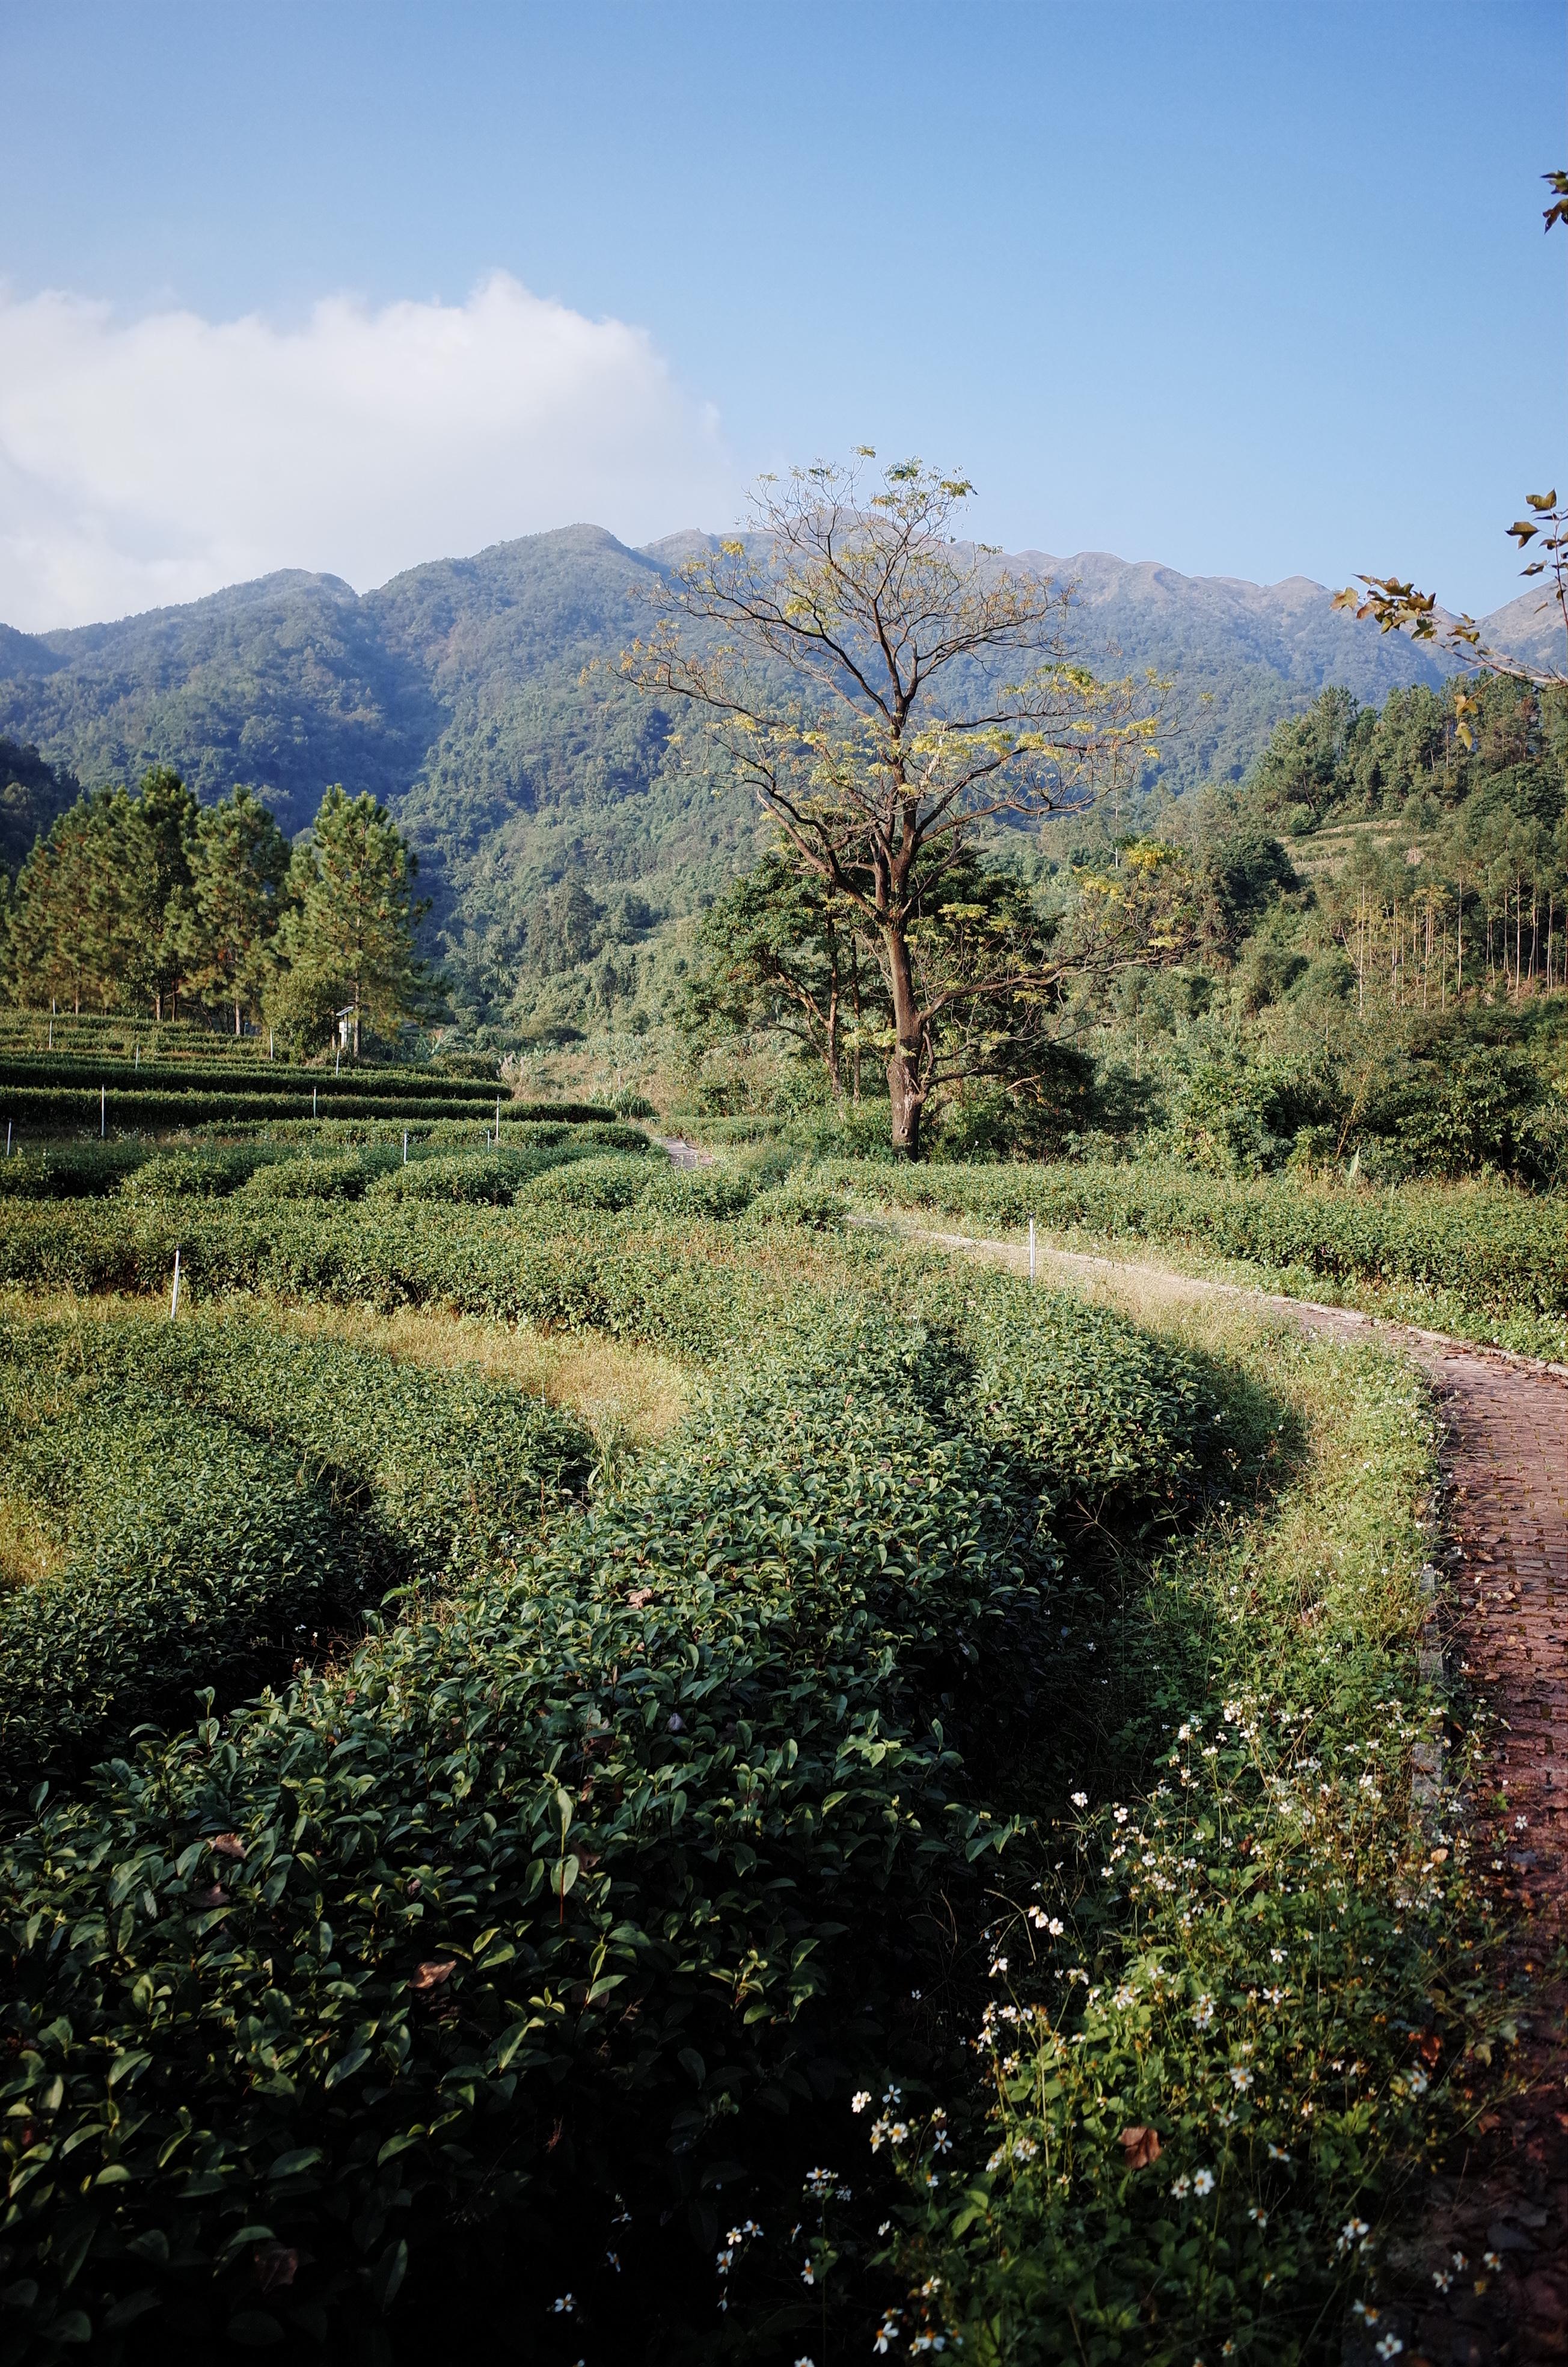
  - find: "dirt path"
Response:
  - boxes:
[908,1223,1568,2363]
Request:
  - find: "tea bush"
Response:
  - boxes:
[831,1157,1568,1321]
[868,1335,1489,2363]
[0,1144,147,1201]
[0,1314,593,1784]
[0,1405,345,1791]
[0,1321,1046,2354]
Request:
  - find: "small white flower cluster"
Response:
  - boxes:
[1169,2167,1215,2200]
[1335,2216,1372,2259]
[1192,1994,1215,2029]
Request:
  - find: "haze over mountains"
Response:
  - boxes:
[0,521,1543,993]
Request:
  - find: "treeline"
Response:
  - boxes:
[1245,675,1567,1003]
[0,772,435,1054]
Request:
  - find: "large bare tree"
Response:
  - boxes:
[625,453,1163,1156]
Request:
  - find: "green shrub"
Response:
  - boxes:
[0,1143,145,1200]
[743,1175,847,1231]
[0,1405,345,1787]
[513,1152,658,1213]
[0,1313,593,1784]
[0,1321,1045,2352]
[828,1156,1568,1322]
[121,1147,277,1200]
[640,1163,758,1220]
[366,1151,532,1206]
[236,1152,385,1203]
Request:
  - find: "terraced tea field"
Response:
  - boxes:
[0,1067,1553,2363]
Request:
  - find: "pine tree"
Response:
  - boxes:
[267,787,433,1055]
[1,791,120,1012]
[181,788,292,1034]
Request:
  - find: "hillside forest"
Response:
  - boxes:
[1,659,1562,1181]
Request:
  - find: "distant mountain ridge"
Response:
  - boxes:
[0,522,1512,987]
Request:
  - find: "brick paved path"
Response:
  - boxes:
[1386,1341,1568,2365]
[908,1226,1568,2361]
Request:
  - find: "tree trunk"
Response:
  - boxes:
[882,919,924,1159]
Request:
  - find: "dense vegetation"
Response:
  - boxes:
[0,1134,1492,2363]
[0,775,433,1056]
[0,524,1464,1046]
[0,500,1554,2357]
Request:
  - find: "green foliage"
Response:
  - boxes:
[177,787,292,1033]
[236,1152,388,1203]
[364,1147,581,1205]
[0,737,79,883]
[267,787,435,1055]
[831,1156,1568,1324]
[0,1312,592,1786]
[0,1236,1227,2355]
[882,1337,1478,2363]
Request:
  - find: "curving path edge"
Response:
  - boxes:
[901,1221,1568,2365]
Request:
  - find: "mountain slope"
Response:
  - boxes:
[0,524,1511,1010]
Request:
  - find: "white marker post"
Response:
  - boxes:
[495,1095,501,1147]
[170,1248,182,1320]
[100,1085,106,1138]
[312,1086,318,1120]
[403,1129,408,1165]
[5,1122,10,1157]
[1028,1215,1036,1284]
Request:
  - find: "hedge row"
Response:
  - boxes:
[0,1260,1225,2356]
[0,1313,593,1787]
[0,1059,498,1104]
[830,1156,1568,1316]
[0,1088,619,1134]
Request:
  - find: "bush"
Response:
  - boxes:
[513,1152,660,1214]
[0,1312,593,1784]
[0,1264,1228,2356]
[0,1403,345,1787]
[825,1156,1568,1322]
[236,1152,386,1203]
[0,1143,146,1200]
[122,1147,275,1200]
[743,1176,847,1231]
[366,1151,546,1206]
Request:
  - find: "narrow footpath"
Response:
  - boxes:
[911,1224,1568,2364]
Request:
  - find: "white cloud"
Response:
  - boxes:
[0,273,737,630]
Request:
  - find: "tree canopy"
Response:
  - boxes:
[627,453,1163,1153]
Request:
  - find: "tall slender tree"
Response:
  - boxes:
[180,788,292,1034]
[1,791,120,1012]
[268,786,432,1055]
[626,453,1161,1155]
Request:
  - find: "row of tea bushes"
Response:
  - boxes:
[0,1057,500,1105]
[0,1127,655,1204]
[0,1314,594,1788]
[830,1157,1568,1319]
[0,1271,1227,2355]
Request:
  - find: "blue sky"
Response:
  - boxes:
[1,0,1562,627]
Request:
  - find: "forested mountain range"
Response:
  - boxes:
[0,522,1539,1029]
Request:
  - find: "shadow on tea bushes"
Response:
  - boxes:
[0,1274,1231,2361]
[863,1334,1495,2365]
[0,1313,593,1790]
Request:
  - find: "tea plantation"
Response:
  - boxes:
[0,1068,1501,2362]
